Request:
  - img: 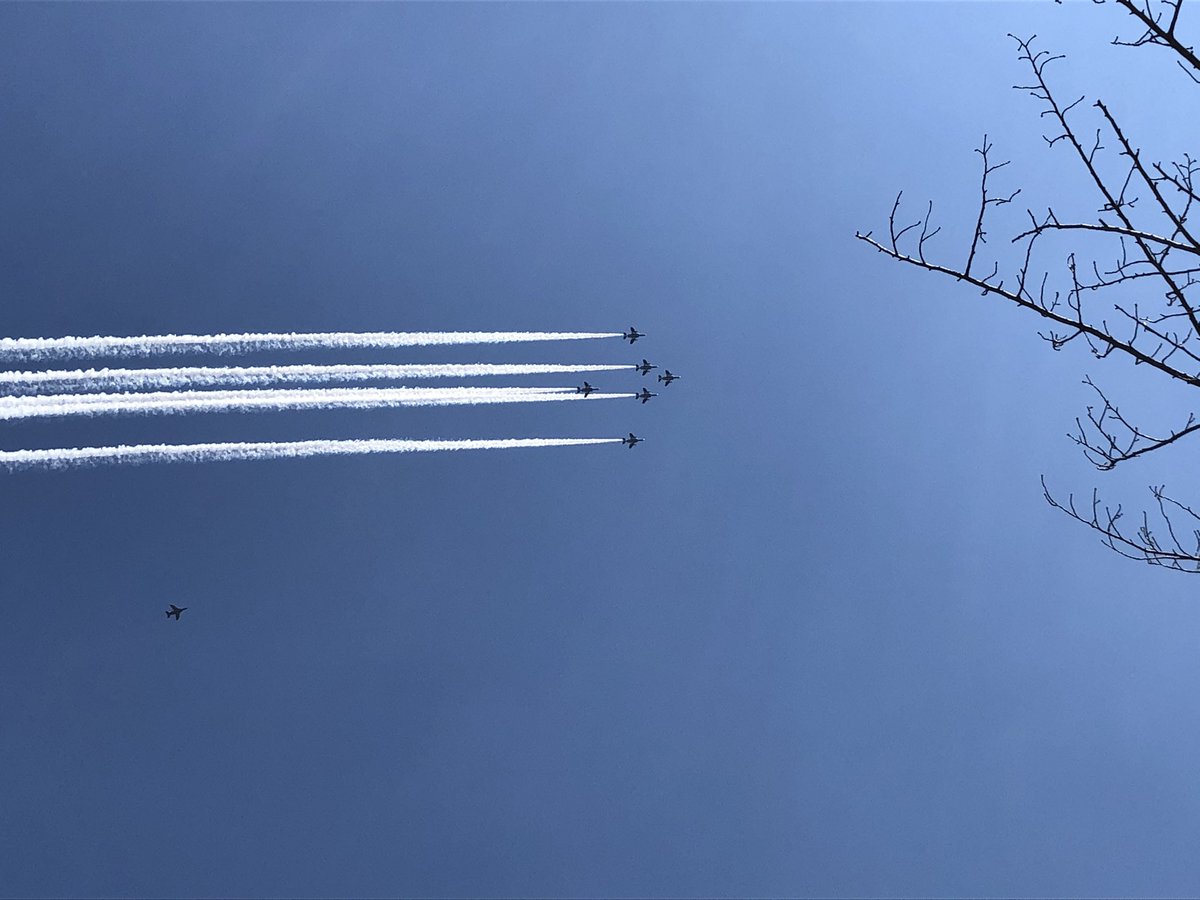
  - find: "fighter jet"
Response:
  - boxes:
[620,433,644,448]
[635,387,657,404]
[634,359,657,376]
[165,604,187,620]
[576,381,597,396]
[657,370,680,385]
[623,326,644,344]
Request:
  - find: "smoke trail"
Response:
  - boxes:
[0,363,636,395]
[0,331,624,362]
[0,386,636,420]
[1,437,623,471]
[0,385,566,410]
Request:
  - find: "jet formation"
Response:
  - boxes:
[582,329,682,446]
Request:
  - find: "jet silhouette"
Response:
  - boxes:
[166,604,187,620]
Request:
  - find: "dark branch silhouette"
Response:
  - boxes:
[1068,376,1200,469]
[1107,0,1200,82]
[858,3,1200,570]
[1043,477,1200,571]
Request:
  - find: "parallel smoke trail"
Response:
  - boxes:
[0,363,636,395]
[0,331,624,362]
[0,385,564,409]
[0,386,636,420]
[0,437,623,471]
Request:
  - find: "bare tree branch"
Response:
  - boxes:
[1094,100,1200,251]
[853,223,1198,384]
[1069,376,1200,469]
[859,9,1200,571]
[1010,219,1200,256]
[967,136,1020,277]
[1043,477,1200,570]
[1107,0,1200,81]
[1009,33,1200,338]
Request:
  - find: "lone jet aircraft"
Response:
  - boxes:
[623,327,644,344]
[576,381,597,396]
[635,387,657,404]
[657,370,680,385]
[166,604,187,620]
[634,359,657,376]
[621,433,644,448]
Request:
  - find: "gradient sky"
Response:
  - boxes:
[3,3,1200,897]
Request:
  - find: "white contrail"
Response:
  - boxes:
[0,384,558,412]
[0,437,624,472]
[0,362,636,395]
[0,386,636,420]
[0,331,624,362]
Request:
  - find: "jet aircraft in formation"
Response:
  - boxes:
[605,328,678,445]
[576,381,597,397]
[166,604,187,620]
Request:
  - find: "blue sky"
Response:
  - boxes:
[3,2,1200,897]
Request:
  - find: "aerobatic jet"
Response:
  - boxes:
[576,382,597,396]
[623,327,644,344]
[620,433,644,448]
[657,370,680,385]
[165,604,187,620]
[635,387,657,404]
[634,359,657,376]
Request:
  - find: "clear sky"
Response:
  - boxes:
[2,2,1200,897]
